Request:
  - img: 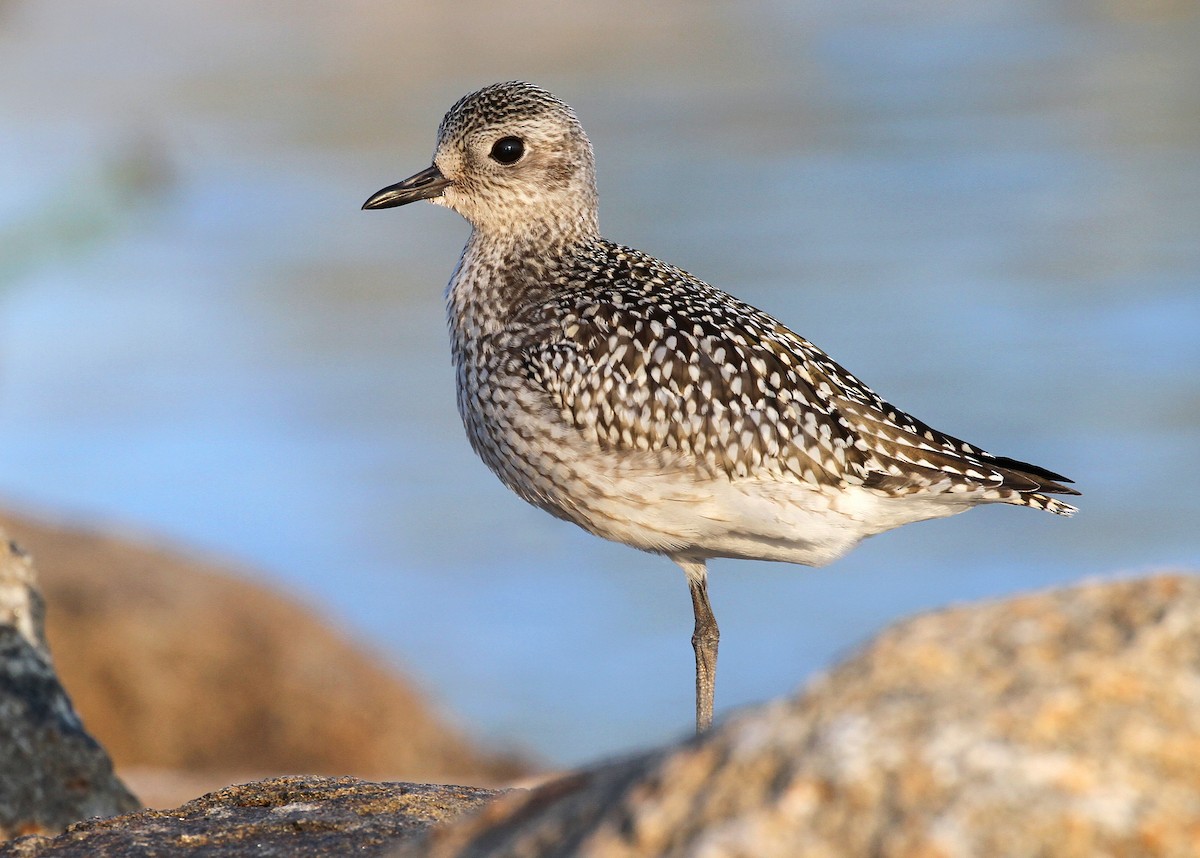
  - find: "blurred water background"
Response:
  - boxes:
[0,0,1197,766]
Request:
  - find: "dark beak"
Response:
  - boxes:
[362,165,451,210]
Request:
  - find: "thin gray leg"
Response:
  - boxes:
[676,559,718,733]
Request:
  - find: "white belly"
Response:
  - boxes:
[490,425,967,568]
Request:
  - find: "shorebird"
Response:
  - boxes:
[363,81,1079,733]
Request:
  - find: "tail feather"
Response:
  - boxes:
[989,454,1080,494]
[831,397,1080,516]
[985,454,1080,517]
[1021,492,1078,517]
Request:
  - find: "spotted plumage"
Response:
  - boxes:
[364,81,1079,733]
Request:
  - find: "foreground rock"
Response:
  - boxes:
[0,511,525,800]
[0,530,139,839]
[406,573,1200,857]
[10,572,1198,856]
[0,776,502,857]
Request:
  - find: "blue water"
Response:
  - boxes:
[1,1,1197,766]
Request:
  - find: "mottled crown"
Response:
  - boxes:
[431,82,599,239]
[437,81,578,143]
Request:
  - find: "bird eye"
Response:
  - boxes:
[489,136,525,164]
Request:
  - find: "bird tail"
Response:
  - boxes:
[987,455,1080,517]
[1019,492,1078,517]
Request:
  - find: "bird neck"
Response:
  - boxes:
[446,228,589,348]
[466,200,599,247]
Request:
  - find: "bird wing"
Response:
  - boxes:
[525,298,862,486]
[520,245,1078,509]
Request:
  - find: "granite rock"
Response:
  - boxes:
[403,574,1200,858]
[0,776,503,857]
[0,529,139,839]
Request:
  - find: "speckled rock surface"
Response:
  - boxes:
[0,776,504,857]
[402,573,1200,858]
[0,529,139,840]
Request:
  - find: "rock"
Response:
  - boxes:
[0,511,527,802]
[8,572,1198,855]
[401,573,1200,858]
[0,529,139,839]
[0,775,505,857]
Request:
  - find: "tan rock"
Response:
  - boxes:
[403,573,1200,858]
[0,511,527,797]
